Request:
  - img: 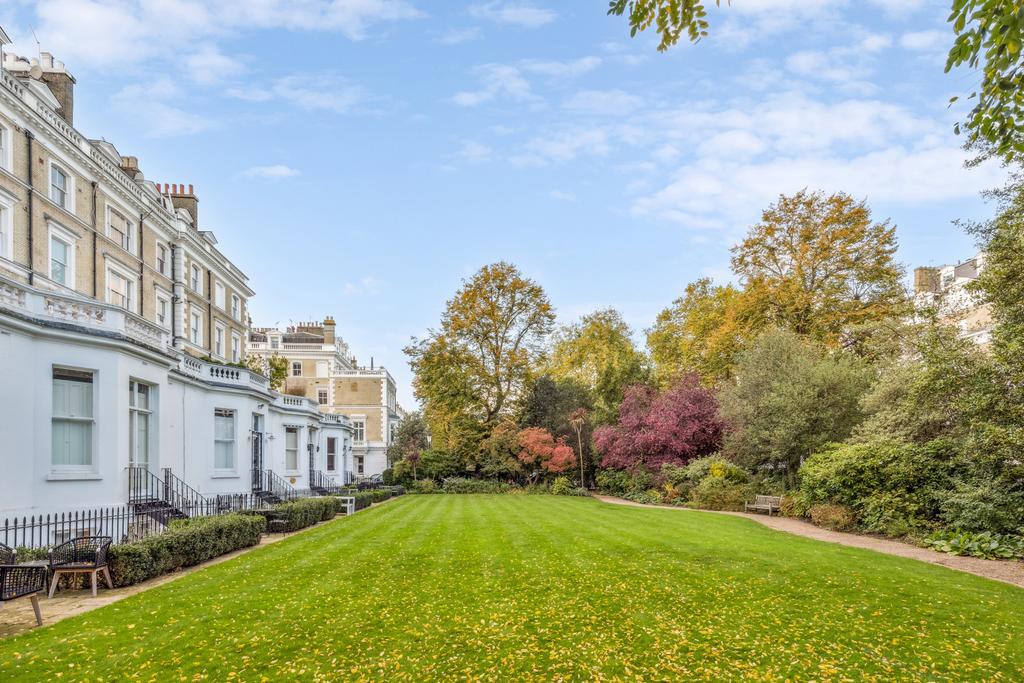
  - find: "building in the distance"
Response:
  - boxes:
[0,46,352,527]
[249,318,401,478]
[913,251,993,346]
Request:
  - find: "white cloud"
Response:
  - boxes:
[520,57,601,78]
[436,26,482,45]
[784,33,891,91]
[243,165,300,179]
[628,94,1002,231]
[185,44,245,85]
[454,140,493,163]
[452,57,600,107]
[10,0,423,70]
[548,190,576,201]
[562,90,642,116]
[900,30,947,51]
[452,63,535,106]
[511,127,610,166]
[342,276,384,296]
[112,79,215,137]
[468,2,556,28]
[230,74,368,113]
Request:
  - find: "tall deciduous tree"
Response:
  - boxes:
[719,328,873,484]
[548,308,649,424]
[647,278,755,385]
[387,412,429,468]
[731,190,907,348]
[519,375,595,479]
[593,374,724,471]
[406,262,555,455]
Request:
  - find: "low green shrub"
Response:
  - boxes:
[939,481,1024,534]
[596,469,653,496]
[687,477,753,512]
[550,477,572,496]
[108,513,265,587]
[624,489,663,505]
[924,529,1024,560]
[409,479,438,494]
[857,491,926,537]
[351,492,374,510]
[682,456,748,485]
[371,489,392,504]
[808,504,857,531]
[441,478,512,494]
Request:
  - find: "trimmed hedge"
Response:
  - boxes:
[108,513,265,587]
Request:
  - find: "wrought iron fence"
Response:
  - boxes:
[1,494,272,550]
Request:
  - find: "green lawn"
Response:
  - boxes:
[2,496,1023,681]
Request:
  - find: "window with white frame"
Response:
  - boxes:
[0,192,12,260]
[214,281,225,309]
[356,455,364,475]
[231,294,241,321]
[352,418,365,444]
[129,380,152,469]
[291,361,302,377]
[156,293,170,328]
[107,206,133,253]
[190,264,201,292]
[326,437,337,471]
[231,332,241,363]
[156,243,167,275]
[214,408,236,471]
[190,310,202,345]
[317,388,328,405]
[52,368,94,471]
[285,427,299,471]
[214,324,225,358]
[106,266,134,310]
[0,124,10,172]
[48,224,76,287]
[50,163,72,211]
[270,337,279,350]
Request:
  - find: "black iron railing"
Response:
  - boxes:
[161,467,209,515]
[309,470,342,495]
[254,469,303,502]
[1,494,272,550]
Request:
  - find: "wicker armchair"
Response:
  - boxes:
[48,537,113,598]
[0,542,15,565]
[0,560,48,626]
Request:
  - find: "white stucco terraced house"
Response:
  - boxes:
[0,45,353,529]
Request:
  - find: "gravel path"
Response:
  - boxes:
[595,495,1024,589]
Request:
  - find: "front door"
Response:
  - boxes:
[251,414,264,492]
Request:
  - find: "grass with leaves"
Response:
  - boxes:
[2,495,1023,681]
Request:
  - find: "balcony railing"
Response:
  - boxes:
[177,355,269,391]
[0,273,170,351]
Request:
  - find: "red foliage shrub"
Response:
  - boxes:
[594,374,725,470]
[517,427,577,474]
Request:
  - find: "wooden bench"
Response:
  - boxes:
[0,543,48,626]
[745,495,783,516]
[48,537,113,598]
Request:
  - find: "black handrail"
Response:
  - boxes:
[255,470,301,501]
[161,467,209,516]
[309,470,342,495]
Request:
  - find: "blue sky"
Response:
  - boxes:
[1,1,1006,408]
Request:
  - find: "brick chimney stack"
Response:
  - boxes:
[161,182,199,227]
[323,316,336,345]
[2,51,76,124]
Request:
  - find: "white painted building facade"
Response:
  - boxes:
[0,44,353,523]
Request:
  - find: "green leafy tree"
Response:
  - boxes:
[606,0,719,51]
[719,328,873,486]
[548,309,649,424]
[731,190,908,349]
[947,1,1024,162]
[969,175,1024,399]
[245,353,287,390]
[406,262,555,457]
[647,278,755,385]
[387,412,429,476]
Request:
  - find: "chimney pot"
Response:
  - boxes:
[189,183,194,194]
